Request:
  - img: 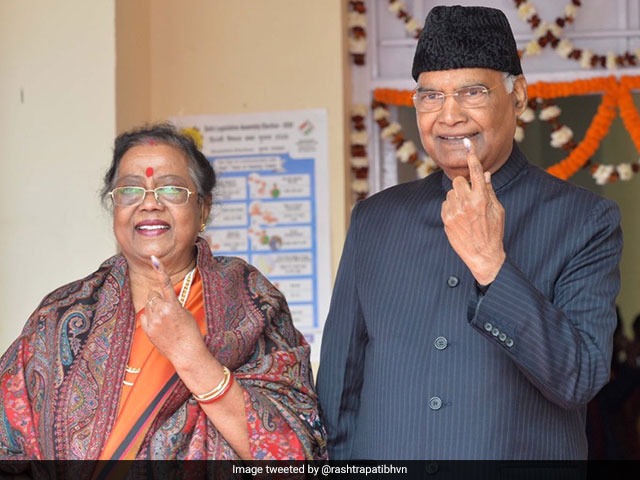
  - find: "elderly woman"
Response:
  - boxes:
[0,123,326,462]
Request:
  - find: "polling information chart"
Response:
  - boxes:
[171,110,331,362]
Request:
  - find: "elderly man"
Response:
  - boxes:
[317,5,622,460]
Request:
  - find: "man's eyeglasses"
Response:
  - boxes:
[109,186,195,207]
[412,84,502,113]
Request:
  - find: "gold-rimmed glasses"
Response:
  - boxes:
[108,186,195,207]
[412,84,503,113]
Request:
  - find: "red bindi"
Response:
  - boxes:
[145,167,154,177]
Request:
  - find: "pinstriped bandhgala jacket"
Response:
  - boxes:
[316,144,623,460]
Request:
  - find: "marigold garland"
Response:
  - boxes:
[546,89,617,179]
[513,0,640,69]
[347,1,367,65]
[350,104,370,201]
[372,75,640,184]
[387,0,422,39]
[374,89,414,107]
[349,1,640,69]
[371,99,421,168]
[369,98,437,188]
[620,76,640,152]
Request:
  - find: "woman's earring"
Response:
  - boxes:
[200,223,206,232]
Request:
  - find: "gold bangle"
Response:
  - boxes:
[193,366,231,403]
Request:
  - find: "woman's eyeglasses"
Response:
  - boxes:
[108,186,195,207]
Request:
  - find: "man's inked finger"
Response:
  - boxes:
[463,137,485,189]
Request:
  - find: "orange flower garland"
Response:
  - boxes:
[620,76,640,152]
[373,75,640,182]
[373,88,414,107]
[545,85,617,179]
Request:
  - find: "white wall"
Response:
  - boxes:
[0,0,117,351]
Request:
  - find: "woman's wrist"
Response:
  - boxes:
[192,366,234,404]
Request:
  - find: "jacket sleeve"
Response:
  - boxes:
[316,203,368,459]
[469,197,623,409]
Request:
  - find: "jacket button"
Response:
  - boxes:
[505,338,514,348]
[447,276,459,287]
[429,396,443,410]
[434,336,448,350]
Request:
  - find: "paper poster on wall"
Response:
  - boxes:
[171,109,331,363]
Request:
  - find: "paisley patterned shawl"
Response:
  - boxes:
[0,237,327,463]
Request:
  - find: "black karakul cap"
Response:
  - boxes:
[412,5,523,81]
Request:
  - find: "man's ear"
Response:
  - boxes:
[513,75,528,115]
